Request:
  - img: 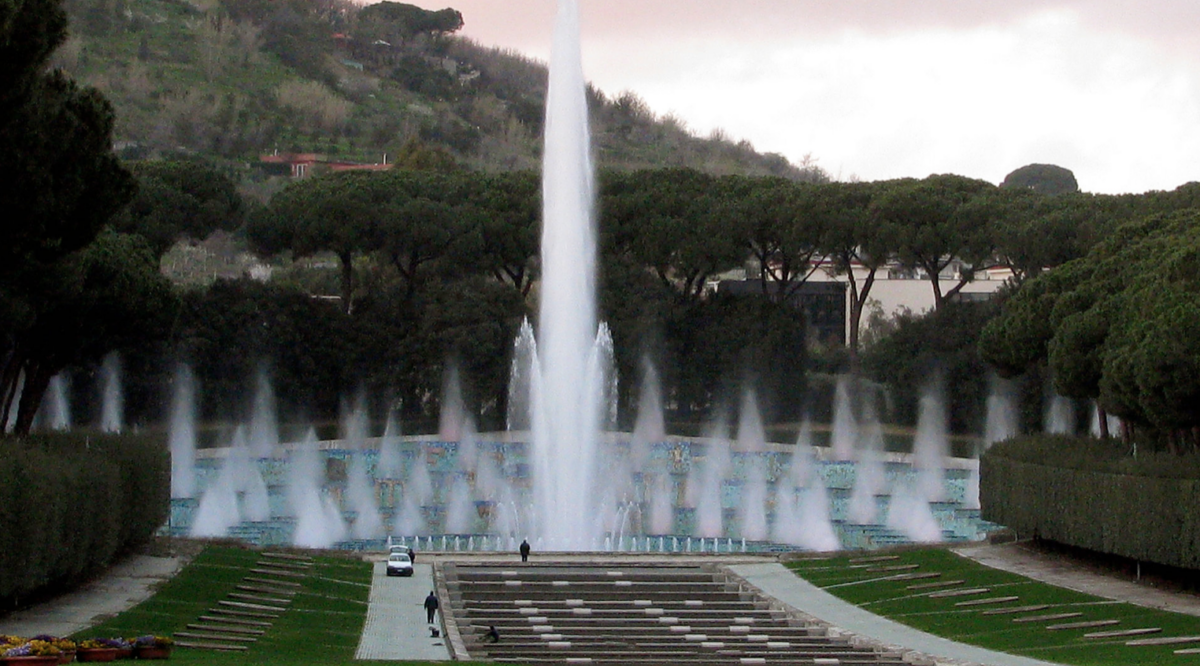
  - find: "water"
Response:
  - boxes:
[43,373,71,431]
[1045,393,1075,435]
[169,364,197,499]
[830,375,857,460]
[99,352,123,433]
[528,0,606,548]
[248,368,279,457]
[984,376,1020,446]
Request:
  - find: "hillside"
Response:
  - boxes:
[55,0,827,185]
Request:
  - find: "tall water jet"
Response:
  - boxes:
[695,419,731,538]
[912,383,949,502]
[735,389,768,540]
[42,373,71,431]
[346,450,383,538]
[169,364,198,499]
[289,430,345,548]
[648,473,674,534]
[797,476,840,551]
[984,376,1020,446]
[395,446,432,535]
[848,400,887,524]
[630,358,665,470]
[830,375,857,460]
[376,412,403,479]
[529,0,604,548]
[248,369,279,457]
[190,455,240,537]
[886,480,943,543]
[99,352,123,433]
[1045,392,1075,435]
[507,320,536,432]
[341,389,371,447]
[439,363,466,441]
[230,428,271,522]
[444,474,475,534]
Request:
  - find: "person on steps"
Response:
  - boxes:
[424,590,439,624]
[483,626,500,643]
[520,538,531,562]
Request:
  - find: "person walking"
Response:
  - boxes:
[519,538,530,562]
[407,546,415,564]
[424,590,439,624]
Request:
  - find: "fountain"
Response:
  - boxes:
[165,0,1003,554]
[169,364,197,499]
[99,352,123,433]
[1045,392,1075,435]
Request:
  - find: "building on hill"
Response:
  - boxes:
[260,153,394,179]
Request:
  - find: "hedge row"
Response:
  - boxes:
[981,436,1200,570]
[0,434,169,606]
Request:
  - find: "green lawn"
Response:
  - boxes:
[789,548,1200,666]
[76,546,491,666]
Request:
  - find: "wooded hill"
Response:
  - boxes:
[55,0,827,183]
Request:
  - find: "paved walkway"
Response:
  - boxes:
[354,562,451,661]
[954,540,1200,617]
[729,562,1064,666]
[0,555,184,637]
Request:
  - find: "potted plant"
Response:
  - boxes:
[3,639,62,666]
[131,637,173,660]
[75,640,120,663]
[33,637,74,665]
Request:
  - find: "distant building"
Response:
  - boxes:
[714,257,1012,346]
[259,153,393,179]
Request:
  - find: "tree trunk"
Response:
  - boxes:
[12,358,53,436]
[1098,407,1110,439]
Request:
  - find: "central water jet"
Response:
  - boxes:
[530,0,606,548]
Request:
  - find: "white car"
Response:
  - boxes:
[386,552,414,577]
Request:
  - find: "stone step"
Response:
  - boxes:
[174,641,249,652]
[208,606,281,619]
[197,615,273,627]
[174,631,258,643]
[1127,635,1200,646]
[244,576,302,588]
[927,587,989,598]
[907,579,963,590]
[218,600,288,613]
[955,596,1021,607]
[848,555,901,564]
[1085,628,1161,639]
[187,623,267,635]
[229,592,292,605]
[1013,612,1083,624]
[261,552,314,563]
[1046,619,1120,631]
[980,604,1050,616]
[249,567,306,578]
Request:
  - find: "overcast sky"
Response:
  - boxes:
[404,1,1200,194]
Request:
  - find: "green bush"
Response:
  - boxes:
[981,435,1200,570]
[0,433,168,606]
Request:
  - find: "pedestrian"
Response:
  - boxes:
[424,590,439,624]
[408,546,415,564]
[519,538,530,562]
[483,625,500,643]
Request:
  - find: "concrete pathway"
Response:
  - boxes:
[729,562,1064,666]
[0,555,184,637]
[954,541,1200,617]
[354,562,451,661]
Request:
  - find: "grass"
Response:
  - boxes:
[788,548,1200,665]
[75,545,493,666]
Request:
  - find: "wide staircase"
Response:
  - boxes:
[443,562,909,665]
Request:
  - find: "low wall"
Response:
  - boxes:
[981,438,1200,570]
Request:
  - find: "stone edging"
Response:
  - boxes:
[718,563,944,666]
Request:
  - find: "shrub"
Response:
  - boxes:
[0,433,168,606]
[981,435,1200,570]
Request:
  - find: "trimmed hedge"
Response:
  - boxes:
[981,436,1200,570]
[0,433,169,606]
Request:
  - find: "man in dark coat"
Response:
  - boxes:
[424,590,439,623]
[519,539,531,562]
